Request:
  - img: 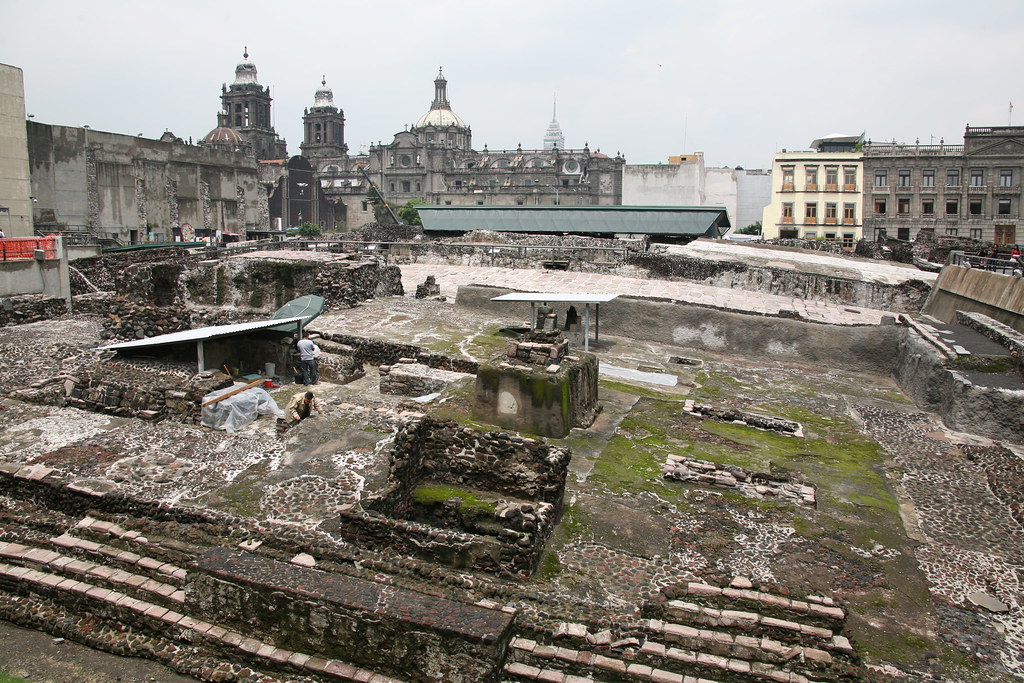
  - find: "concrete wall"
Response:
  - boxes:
[0,64,33,236]
[0,259,63,297]
[27,122,263,243]
[735,169,773,230]
[922,265,1024,333]
[456,285,902,376]
[622,160,704,206]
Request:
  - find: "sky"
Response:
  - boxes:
[4,0,1024,170]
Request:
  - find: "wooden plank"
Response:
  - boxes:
[201,377,266,407]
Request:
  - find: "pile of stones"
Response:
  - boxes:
[663,454,817,507]
[683,399,803,436]
[506,338,570,368]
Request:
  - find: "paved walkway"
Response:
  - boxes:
[399,264,893,326]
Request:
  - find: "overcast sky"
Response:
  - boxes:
[5,0,1024,170]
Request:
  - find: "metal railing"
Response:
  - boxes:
[951,251,1023,275]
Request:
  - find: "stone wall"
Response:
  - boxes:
[923,265,1024,334]
[956,311,1024,359]
[320,331,479,373]
[474,350,600,438]
[456,284,904,376]
[189,547,513,683]
[61,362,230,423]
[893,327,1024,443]
[620,252,930,313]
[353,417,572,575]
[379,360,471,396]
[0,293,67,327]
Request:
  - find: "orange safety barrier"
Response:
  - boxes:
[0,236,58,261]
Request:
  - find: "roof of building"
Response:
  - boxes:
[314,77,334,107]
[98,316,305,352]
[202,126,247,146]
[233,48,259,86]
[417,205,730,236]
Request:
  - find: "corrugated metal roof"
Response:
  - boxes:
[97,316,304,351]
[418,205,730,235]
[491,293,618,304]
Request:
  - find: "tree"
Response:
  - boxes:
[737,221,761,235]
[398,199,429,226]
[366,188,399,225]
[298,221,321,237]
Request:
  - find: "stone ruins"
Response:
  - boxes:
[0,234,1022,682]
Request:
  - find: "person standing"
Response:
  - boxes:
[296,331,320,385]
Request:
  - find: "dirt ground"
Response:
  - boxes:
[0,620,196,683]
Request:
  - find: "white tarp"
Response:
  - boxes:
[201,386,284,433]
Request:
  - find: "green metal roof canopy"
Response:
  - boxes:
[417,205,730,237]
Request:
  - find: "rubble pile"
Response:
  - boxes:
[683,400,803,435]
[663,454,818,507]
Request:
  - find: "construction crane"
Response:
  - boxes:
[356,163,403,225]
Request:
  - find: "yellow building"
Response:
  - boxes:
[762,134,864,245]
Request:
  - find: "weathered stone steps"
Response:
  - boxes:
[504,636,728,683]
[679,583,846,628]
[641,618,840,669]
[0,560,406,682]
[660,603,852,653]
[508,635,811,683]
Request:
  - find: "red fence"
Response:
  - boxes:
[0,236,58,261]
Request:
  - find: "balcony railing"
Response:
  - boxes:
[864,143,965,156]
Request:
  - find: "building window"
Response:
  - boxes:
[805,166,818,190]
[453,180,463,188]
[946,169,960,186]
[445,200,452,205]
[999,169,1014,187]
[427,133,435,142]
[389,183,395,192]
[805,203,817,223]
[970,228,983,240]
[415,182,421,192]
[874,170,888,187]
[477,200,484,205]
[843,203,856,224]
[842,232,855,247]
[897,197,910,215]
[782,203,794,223]
[825,167,838,190]
[946,227,958,236]
[969,198,983,215]
[898,170,911,187]
[922,170,935,187]
[874,198,887,215]
[516,199,524,205]
[922,198,935,215]
[824,232,837,240]
[781,166,794,190]
[898,227,911,240]
[401,181,411,192]
[946,198,958,215]
[804,231,818,239]
[361,201,368,211]
[998,198,1012,215]
[843,167,857,190]
[970,169,984,187]
[825,203,837,224]
[995,225,1016,244]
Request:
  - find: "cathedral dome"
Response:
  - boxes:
[414,108,467,129]
[314,77,334,107]
[412,68,468,130]
[202,126,247,146]
[233,48,259,86]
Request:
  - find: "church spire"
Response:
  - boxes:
[431,67,451,110]
[543,94,565,151]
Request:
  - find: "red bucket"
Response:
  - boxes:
[264,379,273,388]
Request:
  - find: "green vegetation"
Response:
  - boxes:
[536,550,562,579]
[737,221,762,235]
[951,354,1020,374]
[412,484,496,514]
[398,198,429,226]
[0,674,29,683]
[298,221,321,237]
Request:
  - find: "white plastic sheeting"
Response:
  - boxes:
[201,387,284,433]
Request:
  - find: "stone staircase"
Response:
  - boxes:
[0,514,408,682]
[500,579,858,683]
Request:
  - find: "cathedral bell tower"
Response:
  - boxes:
[218,48,287,160]
[300,76,347,159]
